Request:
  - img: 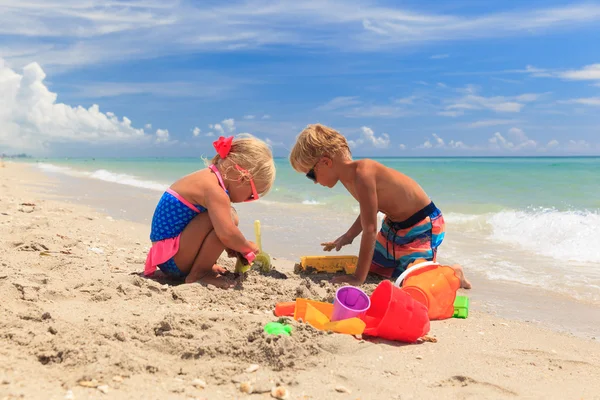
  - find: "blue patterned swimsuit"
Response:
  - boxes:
[144,165,228,278]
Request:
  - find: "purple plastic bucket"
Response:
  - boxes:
[331,286,371,322]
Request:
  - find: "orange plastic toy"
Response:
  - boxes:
[303,303,366,335]
[395,260,460,320]
[285,298,366,335]
[274,302,296,317]
[293,298,334,321]
[362,280,430,343]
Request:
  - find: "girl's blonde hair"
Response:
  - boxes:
[209,134,276,197]
[289,123,352,172]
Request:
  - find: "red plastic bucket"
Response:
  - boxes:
[362,280,430,343]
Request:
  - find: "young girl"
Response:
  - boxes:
[144,134,276,288]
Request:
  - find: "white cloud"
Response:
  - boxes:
[437,82,448,88]
[208,123,224,135]
[346,105,414,118]
[430,54,449,60]
[262,115,271,119]
[192,127,201,137]
[562,97,600,106]
[349,126,390,148]
[361,126,390,148]
[547,139,559,148]
[205,132,215,137]
[448,140,467,149]
[243,115,255,120]
[489,127,537,151]
[432,133,445,147]
[559,64,600,81]
[395,96,417,105]
[155,129,169,143]
[419,139,433,149]
[438,110,464,117]
[468,119,518,128]
[221,118,236,132]
[0,60,146,153]
[489,132,514,149]
[208,118,236,136]
[567,140,591,150]
[6,2,600,71]
[417,134,468,150]
[444,87,541,115]
[145,123,152,129]
[399,144,406,150]
[318,96,361,111]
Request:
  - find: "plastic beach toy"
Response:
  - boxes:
[363,280,430,343]
[264,322,292,336]
[234,220,269,274]
[395,260,460,320]
[295,256,358,274]
[453,295,469,319]
[294,299,334,321]
[253,220,272,273]
[274,301,296,317]
[331,286,370,322]
[301,303,366,335]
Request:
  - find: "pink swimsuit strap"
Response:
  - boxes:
[165,188,202,213]
[209,164,228,191]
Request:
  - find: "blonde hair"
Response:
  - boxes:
[209,134,276,197]
[289,123,352,172]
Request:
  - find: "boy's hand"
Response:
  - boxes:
[321,233,353,252]
[331,274,364,286]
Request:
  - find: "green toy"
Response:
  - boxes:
[264,322,292,336]
[453,296,469,319]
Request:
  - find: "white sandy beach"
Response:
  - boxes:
[1,162,600,400]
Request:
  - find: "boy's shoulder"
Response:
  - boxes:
[354,158,384,171]
[353,158,384,179]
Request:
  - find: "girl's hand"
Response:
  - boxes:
[225,248,237,258]
[247,241,260,254]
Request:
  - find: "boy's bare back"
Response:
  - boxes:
[343,159,431,223]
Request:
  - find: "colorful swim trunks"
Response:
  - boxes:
[370,202,445,279]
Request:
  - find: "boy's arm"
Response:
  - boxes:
[332,165,378,285]
[345,214,363,240]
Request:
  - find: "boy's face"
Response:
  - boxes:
[307,157,338,188]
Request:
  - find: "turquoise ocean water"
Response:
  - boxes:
[31,157,600,304]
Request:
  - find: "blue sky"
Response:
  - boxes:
[1,0,599,157]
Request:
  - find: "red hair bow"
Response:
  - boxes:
[213,136,233,158]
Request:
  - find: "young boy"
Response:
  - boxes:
[289,124,471,288]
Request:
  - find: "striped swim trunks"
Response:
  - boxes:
[370,202,445,279]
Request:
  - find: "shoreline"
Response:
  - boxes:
[30,161,600,339]
[2,161,600,399]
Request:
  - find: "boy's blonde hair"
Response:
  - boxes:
[289,123,352,172]
[209,134,276,197]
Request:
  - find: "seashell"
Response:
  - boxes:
[239,382,253,394]
[192,378,206,389]
[335,385,351,393]
[271,386,290,399]
[246,364,260,373]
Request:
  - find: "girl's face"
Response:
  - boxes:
[228,165,259,203]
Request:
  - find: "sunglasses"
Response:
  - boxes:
[235,165,259,202]
[306,160,320,182]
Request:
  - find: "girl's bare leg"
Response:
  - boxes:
[185,231,234,288]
